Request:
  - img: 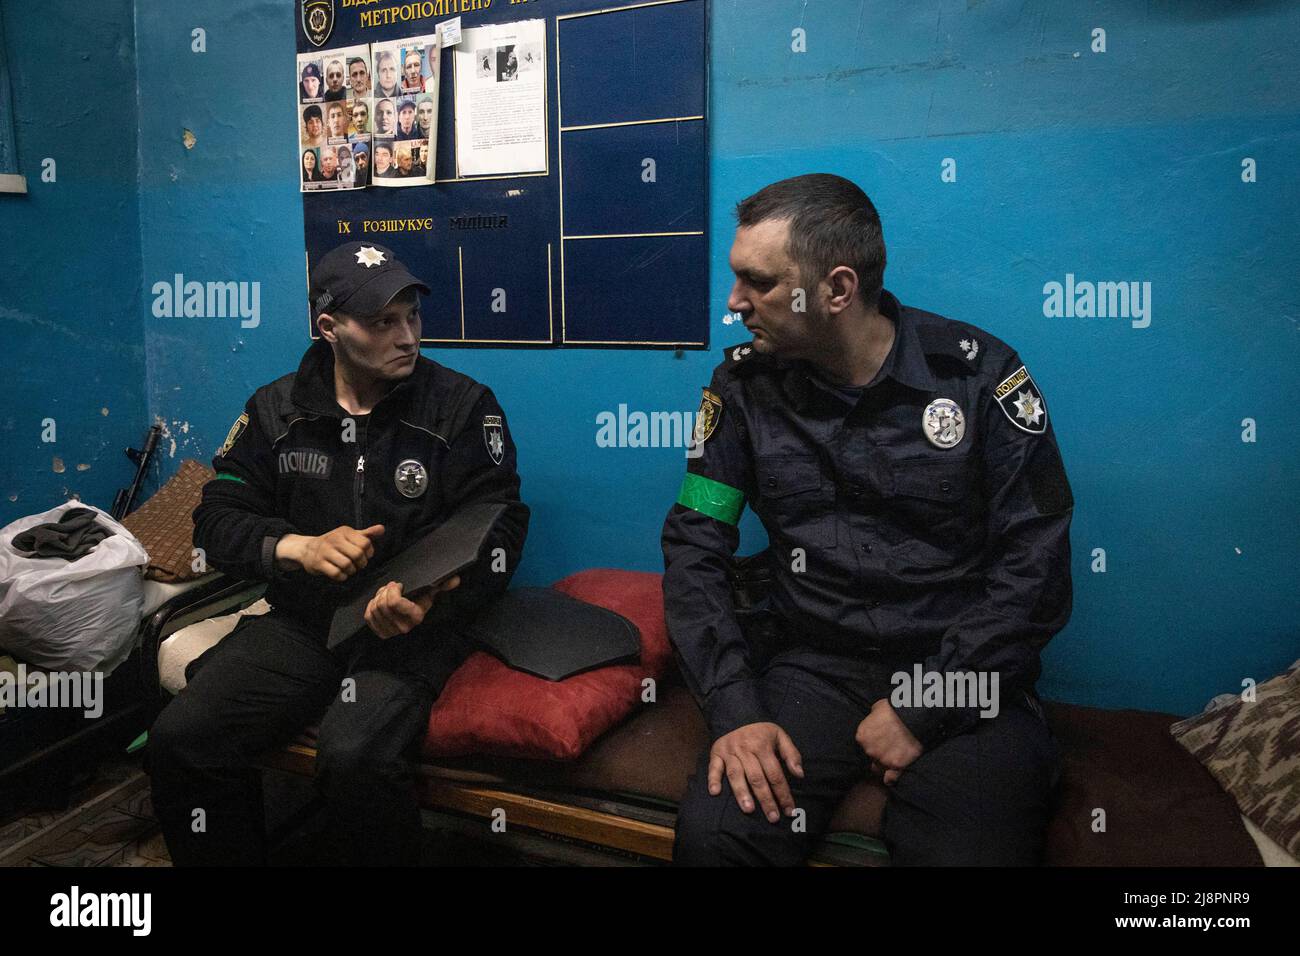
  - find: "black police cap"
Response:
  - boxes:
[309,242,431,321]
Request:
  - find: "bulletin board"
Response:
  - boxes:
[295,0,709,348]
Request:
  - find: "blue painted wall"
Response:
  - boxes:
[6,1,1299,715]
[0,0,147,516]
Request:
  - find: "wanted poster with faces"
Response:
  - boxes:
[298,45,372,191]
[368,32,440,187]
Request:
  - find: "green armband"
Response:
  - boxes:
[676,473,744,525]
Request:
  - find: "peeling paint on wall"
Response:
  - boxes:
[157,417,200,460]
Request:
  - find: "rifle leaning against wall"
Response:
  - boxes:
[111,424,162,520]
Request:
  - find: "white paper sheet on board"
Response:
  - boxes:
[453,18,546,178]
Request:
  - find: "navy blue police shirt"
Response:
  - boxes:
[192,337,529,637]
[661,290,1073,748]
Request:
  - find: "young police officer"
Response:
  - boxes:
[663,175,1071,866]
[149,241,528,866]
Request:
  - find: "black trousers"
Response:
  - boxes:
[146,608,470,866]
[673,634,1061,867]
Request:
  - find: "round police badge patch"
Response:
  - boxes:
[923,398,965,449]
[394,459,428,498]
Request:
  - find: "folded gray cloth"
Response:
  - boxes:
[11,507,116,561]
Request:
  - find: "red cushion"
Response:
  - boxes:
[423,570,673,761]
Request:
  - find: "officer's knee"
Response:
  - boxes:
[672,803,728,866]
[147,698,226,772]
[674,781,799,866]
[674,808,802,866]
[315,732,401,790]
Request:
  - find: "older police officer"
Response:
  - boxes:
[662,174,1070,866]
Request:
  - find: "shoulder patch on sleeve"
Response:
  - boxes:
[915,323,984,373]
[994,364,1048,434]
[693,387,723,445]
[218,412,249,457]
[482,414,505,464]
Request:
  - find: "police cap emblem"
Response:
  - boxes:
[394,459,428,498]
[923,398,965,449]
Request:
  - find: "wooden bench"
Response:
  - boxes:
[145,574,1264,867]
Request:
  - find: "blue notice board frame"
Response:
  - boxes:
[296,0,709,348]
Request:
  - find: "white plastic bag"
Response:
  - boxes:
[0,502,148,673]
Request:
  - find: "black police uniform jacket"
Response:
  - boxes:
[193,337,529,635]
[661,290,1073,748]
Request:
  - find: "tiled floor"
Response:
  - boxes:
[24,808,162,867]
[0,811,64,855]
[2,756,595,866]
[113,829,172,868]
[1,756,171,867]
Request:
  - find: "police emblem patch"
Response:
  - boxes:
[355,245,385,268]
[483,415,504,465]
[218,412,248,458]
[394,459,428,498]
[923,398,965,449]
[301,0,334,47]
[693,388,723,445]
[994,365,1048,434]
